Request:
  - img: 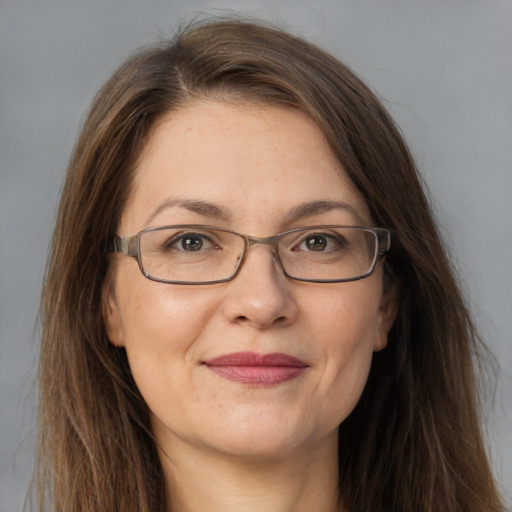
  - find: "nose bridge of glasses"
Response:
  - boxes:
[244,234,281,253]
[237,234,284,273]
[237,235,284,282]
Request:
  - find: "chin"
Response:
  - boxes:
[210,434,311,461]
[197,415,336,462]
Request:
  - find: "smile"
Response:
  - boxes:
[202,352,309,386]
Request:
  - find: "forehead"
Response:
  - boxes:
[120,100,371,233]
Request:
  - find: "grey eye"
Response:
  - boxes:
[166,233,216,252]
[304,235,328,251]
[180,235,204,251]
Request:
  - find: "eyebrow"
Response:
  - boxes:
[282,200,366,225]
[145,198,231,226]
[145,198,365,227]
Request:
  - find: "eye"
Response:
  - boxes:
[296,233,346,252]
[304,235,328,251]
[168,233,216,252]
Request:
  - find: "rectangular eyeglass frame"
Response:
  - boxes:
[107,224,392,285]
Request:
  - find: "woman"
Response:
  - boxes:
[35,19,504,511]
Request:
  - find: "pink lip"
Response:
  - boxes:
[203,352,309,386]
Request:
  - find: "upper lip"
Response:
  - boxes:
[203,351,308,367]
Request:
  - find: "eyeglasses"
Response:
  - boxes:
[108,225,391,285]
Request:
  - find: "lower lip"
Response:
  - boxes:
[206,365,307,386]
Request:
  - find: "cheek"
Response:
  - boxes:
[113,266,221,385]
[301,284,381,423]
[302,282,382,353]
[118,269,213,344]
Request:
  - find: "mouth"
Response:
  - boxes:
[202,352,309,386]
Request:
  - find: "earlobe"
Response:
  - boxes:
[102,281,125,347]
[374,285,398,352]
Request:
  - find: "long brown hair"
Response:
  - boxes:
[35,18,504,511]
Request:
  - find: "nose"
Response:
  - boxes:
[221,245,299,329]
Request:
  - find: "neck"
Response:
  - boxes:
[157,430,342,512]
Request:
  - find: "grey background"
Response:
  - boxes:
[1,1,510,510]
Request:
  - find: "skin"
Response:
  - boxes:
[105,100,396,512]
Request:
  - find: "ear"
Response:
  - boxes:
[102,280,125,347]
[374,284,398,352]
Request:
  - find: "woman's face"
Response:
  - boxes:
[105,101,396,460]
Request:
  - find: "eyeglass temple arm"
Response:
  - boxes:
[107,236,139,257]
[377,230,391,259]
